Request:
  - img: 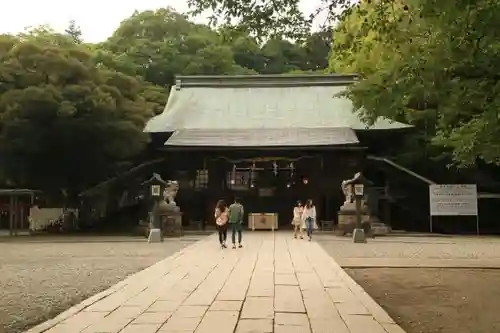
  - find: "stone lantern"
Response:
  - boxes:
[350,172,368,243]
[142,173,167,243]
[338,172,371,242]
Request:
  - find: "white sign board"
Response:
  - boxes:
[429,184,478,216]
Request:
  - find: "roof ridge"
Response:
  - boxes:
[173,126,354,131]
[174,73,358,89]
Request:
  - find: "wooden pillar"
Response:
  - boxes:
[20,203,25,230]
[207,159,221,223]
[13,196,19,236]
[384,179,391,225]
[8,195,14,236]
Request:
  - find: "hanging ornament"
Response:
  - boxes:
[273,161,278,176]
[231,164,236,185]
[250,161,256,187]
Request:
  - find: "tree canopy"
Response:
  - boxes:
[331,0,500,167]
[0,28,163,196]
[0,7,332,196]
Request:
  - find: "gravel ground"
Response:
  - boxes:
[345,268,500,333]
[316,234,500,265]
[0,236,205,333]
[315,234,500,333]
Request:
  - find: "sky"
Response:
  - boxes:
[0,0,325,43]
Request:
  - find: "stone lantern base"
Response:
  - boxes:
[162,216,183,237]
[148,228,163,243]
[335,202,391,237]
[158,201,183,238]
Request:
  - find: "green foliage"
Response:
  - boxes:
[187,0,311,39]
[65,20,83,44]
[100,8,245,86]
[100,8,331,80]
[0,31,164,194]
[331,0,500,167]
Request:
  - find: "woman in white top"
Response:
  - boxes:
[292,201,304,239]
[302,199,317,241]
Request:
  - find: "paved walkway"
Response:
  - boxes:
[27,233,405,333]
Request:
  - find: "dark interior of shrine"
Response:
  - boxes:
[160,148,366,228]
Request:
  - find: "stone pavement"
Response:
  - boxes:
[27,233,405,333]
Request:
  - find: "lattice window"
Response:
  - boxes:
[194,169,209,189]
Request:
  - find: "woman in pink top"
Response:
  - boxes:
[214,200,228,248]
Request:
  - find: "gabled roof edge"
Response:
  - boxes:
[174,73,359,88]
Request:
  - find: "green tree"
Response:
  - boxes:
[65,20,83,44]
[332,0,500,167]
[219,27,266,73]
[300,30,332,71]
[101,7,248,87]
[187,0,312,39]
[261,37,306,74]
[0,31,165,197]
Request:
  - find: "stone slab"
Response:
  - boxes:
[235,319,273,333]
[159,316,202,331]
[209,300,243,311]
[274,325,312,333]
[274,285,305,313]
[195,310,239,333]
[275,313,309,326]
[132,311,172,324]
[120,323,162,333]
[240,297,274,319]
[275,273,298,285]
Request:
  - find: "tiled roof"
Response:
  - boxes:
[143,74,411,146]
[164,127,359,147]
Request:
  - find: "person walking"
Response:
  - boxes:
[302,199,317,241]
[214,200,228,248]
[228,197,244,249]
[292,201,304,239]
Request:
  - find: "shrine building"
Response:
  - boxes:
[141,74,411,228]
